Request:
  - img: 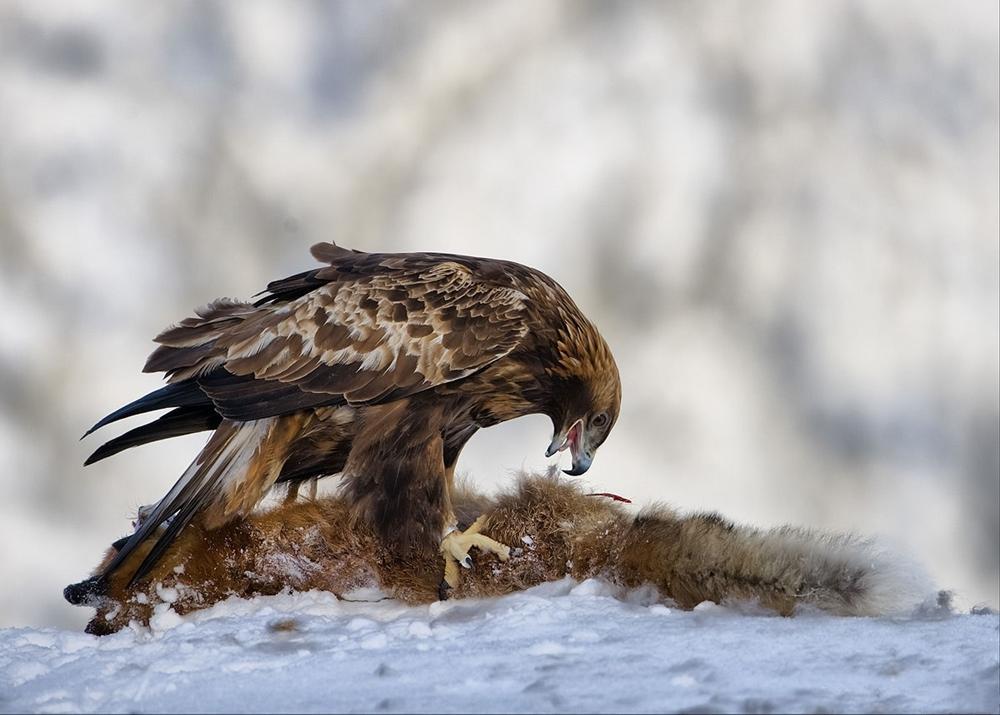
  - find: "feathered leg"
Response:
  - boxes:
[341,401,450,556]
[342,402,509,593]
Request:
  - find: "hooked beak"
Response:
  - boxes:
[545,419,593,476]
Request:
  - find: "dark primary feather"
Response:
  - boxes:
[99,421,249,585]
[252,269,328,307]
[196,370,344,421]
[125,479,213,586]
[81,381,211,438]
[250,243,363,307]
[84,407,221,466]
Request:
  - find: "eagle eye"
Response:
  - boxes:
[591,412,609,429]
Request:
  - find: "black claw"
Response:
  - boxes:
[437,579,452,601]
[461,556,473,569]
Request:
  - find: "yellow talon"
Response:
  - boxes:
[440,515,510,589]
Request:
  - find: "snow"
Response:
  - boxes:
[2,580,997,714]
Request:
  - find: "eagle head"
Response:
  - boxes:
[544,322,621,476]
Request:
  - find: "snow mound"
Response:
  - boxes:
[2,580,997,714]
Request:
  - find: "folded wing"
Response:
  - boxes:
[88,243,530,584]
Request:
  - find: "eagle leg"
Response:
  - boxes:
[439,515,511,589]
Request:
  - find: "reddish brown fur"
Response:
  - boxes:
[75,472,890,635]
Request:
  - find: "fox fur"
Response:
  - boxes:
[67,470,925,635]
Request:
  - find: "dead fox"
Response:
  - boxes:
[65,471,926,634]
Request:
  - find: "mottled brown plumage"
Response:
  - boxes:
[84,243,622,587]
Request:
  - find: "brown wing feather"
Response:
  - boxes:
[147,246,529,416]
[93,243,539,583]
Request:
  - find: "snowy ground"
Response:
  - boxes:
[1,579,997,714]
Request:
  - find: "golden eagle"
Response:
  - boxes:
[83,243,621,590]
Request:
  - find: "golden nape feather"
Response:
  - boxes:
[66,470,928,635]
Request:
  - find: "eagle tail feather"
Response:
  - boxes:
[82,381,210,439]
[98,421,254,584]
[84,406,222,465]
[126,477,219,586]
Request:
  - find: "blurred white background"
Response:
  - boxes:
[0,0,997,630]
